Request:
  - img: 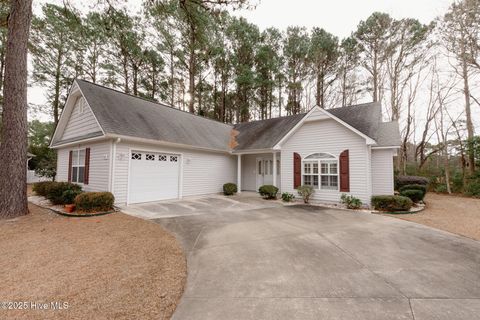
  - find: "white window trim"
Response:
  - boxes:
[71,148,86,185]
[301,153,340,192]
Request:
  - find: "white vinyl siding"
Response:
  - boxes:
[61,96,102,141]
[281,118,370,204]
[56,148,69,182]
[371,149,395,195]
[56,141,111,192]
[112,141,237,204]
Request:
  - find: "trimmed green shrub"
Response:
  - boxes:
[281,192,295,202]
[61,189,83,205]
[398,184,427,196]
[395,175,429,190]
[32,181,56,197]
[340,194,363,209]
[297,185,315,204]
[434,184,448,193]
[74,192,115,212]
[223,183,238,196]
[371,195,413,212]
[259,185,279,199]
[400,189,424,203]
[45,182,82,205]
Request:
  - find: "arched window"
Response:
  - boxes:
[302,153,338,190]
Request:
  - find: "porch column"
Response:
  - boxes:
[237,154,242,193]
[272,152,277,187]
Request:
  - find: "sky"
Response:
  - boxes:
[28,0,459,121]
[231,0,453,38]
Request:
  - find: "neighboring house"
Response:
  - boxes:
[50,79,400,206]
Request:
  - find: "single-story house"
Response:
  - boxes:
[50,79,400,206]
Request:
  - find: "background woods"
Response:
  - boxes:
[1,0,480,197]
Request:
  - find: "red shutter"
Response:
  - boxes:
[339,149,350,192]
[293,152,301,189]
[84,148,91,185]
[68,151,73,182]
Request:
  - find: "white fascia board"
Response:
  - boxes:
[49,80,107,148]
[315,106,377,145]
[49,82,81,147]
[371,145,401,149]
[231,148,277,155]
[49,135,108,149]
[272,107,316,149]
[105,134,232,154]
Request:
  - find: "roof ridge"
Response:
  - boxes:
[235,113,306,125]
[326,101,381,111]
[75,79,234,128]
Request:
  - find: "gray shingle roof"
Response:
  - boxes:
[327,102,400,147]
[68,80,400,151]
[76,80,233,151]
[233,114,306,150]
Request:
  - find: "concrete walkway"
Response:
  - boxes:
[146,197,480,319]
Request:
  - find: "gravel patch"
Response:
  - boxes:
[384,193,480,240]
[0,203,186,319]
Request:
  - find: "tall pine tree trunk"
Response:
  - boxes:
[461,49,475,174]
[0,0,33,219]
[170,48,175,107]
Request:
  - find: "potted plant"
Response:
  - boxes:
[62,189,82,213]
[64,203,76,213]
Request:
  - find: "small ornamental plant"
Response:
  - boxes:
[259,185,279,199]
[340,194,363,209]
[223,183,238,196]
[297,185,315,204]
[281,192,295,202]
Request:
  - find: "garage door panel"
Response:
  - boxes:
[129,151,180,204]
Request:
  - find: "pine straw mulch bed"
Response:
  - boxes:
[0,203,186,320]
[383,193,480,241]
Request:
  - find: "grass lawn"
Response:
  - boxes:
[385,193,480,241]
[0,201,186,320]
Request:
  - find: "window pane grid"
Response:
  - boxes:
[303,157,338,190]
[71,149,86,184]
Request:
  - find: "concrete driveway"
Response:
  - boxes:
[136,194,480,319]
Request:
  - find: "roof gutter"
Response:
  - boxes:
[50,135,107,149]
[104,133,232,154]
[231,148,278,155]
[371,145,401,149]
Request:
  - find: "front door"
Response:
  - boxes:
[256,158,273,189]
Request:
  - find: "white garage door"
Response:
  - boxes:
[129,151,180,204]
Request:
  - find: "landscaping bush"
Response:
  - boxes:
[32,181,56,197]
[74,192,115,212]
[340,194,363,209]
[297,185,315,204]
[45,182,82,205]
[398,184,427,195]
[465,180,480,198]
[371,195,413,212]
[281,192,295,202]
[61,189,83,205]
[400,189,424,203]
[434,184,448,193]
[395,175,429,190]
[223,183,238,196]
[258,185,279,199]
